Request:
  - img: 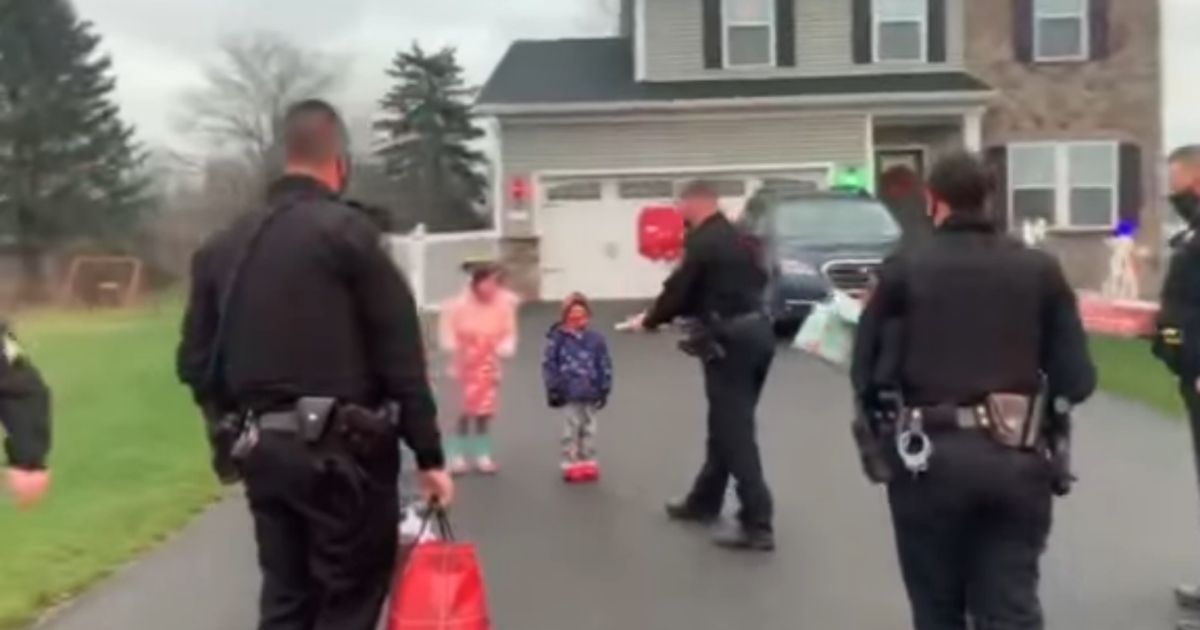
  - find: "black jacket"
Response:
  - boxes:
[177,176,444,469]
[1158,230,1200,377]
[0,324,51,470]
[852,214,1096,407]
[644,212,766,329]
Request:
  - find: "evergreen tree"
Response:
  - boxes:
[0,0,147,297]
[375,44,488,233]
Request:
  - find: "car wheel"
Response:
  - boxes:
[773,318,802,341]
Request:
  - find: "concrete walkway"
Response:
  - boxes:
[34,305,1200,629]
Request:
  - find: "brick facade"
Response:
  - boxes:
[964,0,1164,291]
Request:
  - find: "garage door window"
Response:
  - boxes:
[545,180,603,201]
[677,179,746,198]
[619,180,675,199]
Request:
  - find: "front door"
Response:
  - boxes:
[875,149,930,238]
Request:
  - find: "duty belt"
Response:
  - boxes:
[258,411,302,433]
[254,397,339,444]
[905,405,993,433]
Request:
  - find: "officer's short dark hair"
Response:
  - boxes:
[927,151,994,214]
[1169,145,1200,167]
[680,180,719,201]
[283,99,346,164]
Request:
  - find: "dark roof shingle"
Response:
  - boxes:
[478,38,991,108]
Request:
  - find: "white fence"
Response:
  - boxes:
[387,226,501,311]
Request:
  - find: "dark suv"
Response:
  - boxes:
[742,188,903,339]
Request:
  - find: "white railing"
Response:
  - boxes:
[387,225,500,311]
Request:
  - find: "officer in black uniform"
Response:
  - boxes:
[1,323,52,508]
[634,180,776,552]
[853,153,1095,630]
[177,99,453,630]
[1153,145,1200,621]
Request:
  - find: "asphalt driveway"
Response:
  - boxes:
[34,304,1200,629]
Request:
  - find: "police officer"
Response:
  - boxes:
[1,323,51,508]
[632,180,776,552]
[177,99,454,630]
[1154,145,1200,620]
[852,153,1095,629]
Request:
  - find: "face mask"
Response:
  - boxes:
[1172,191,1200,225]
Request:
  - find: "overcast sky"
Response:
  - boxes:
[72,0,1200,154]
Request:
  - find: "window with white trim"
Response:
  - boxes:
[1010,142,1117,229]
[723,0,775,67]
[1035,0,1090,61]
[874,0,927,62]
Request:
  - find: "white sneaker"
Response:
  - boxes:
[449,456,470,476]
[475,455,498,475]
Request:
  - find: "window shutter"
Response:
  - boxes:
[928,0,947,63]
[852,0,873,64]
[1118,143,1143,226]
[1013,0,1034,63]
[703,0,723,69]
[985,146,1010,231]
[1089,0,1112,60]
[776,0,796,67]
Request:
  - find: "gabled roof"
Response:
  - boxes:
[478,37,991,114]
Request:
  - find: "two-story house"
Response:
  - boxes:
[478,0,1162,301]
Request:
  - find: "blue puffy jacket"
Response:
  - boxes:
[542,324,613,406]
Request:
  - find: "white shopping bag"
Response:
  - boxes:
[794,291,862,366]
[399,505,440,546]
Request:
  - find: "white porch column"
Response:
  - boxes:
[963,108,985,152]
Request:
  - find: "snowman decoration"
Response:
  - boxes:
[1102,221,1140,301]
[1021,218,1049,248]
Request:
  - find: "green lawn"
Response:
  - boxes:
[1090,335,1185,419]
[0,303,219,629]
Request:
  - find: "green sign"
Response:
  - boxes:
[832,165,870,192]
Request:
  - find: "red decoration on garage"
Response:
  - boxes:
[638,205,685,261]
[508,176,532,205]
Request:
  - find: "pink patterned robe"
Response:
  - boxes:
[438,289,519,417]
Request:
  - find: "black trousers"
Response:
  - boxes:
[684,316,776,533]
[888,431,1053,630]
[1179,380,1200,503]
[243,433,400,630]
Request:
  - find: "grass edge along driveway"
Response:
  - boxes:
[0,304,219,629]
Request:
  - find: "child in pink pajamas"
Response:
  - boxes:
[438,264,519,475]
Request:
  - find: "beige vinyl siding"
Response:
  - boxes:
[643,0,964,81]
[498,108,868,236]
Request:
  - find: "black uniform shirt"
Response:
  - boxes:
[0,324,51,470]
[177,176,444,469]
[644,212,767,329]
[1160,231,1200,332]
[852,214,1096,407]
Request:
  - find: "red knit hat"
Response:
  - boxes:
[561,292,591,321]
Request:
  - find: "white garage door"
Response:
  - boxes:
[538,168,828,302]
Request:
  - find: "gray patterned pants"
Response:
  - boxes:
[562,403,599,462]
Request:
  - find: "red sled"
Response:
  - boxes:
[389,511,492,630]
[1077,292,1158,338]
[563,461,600,484]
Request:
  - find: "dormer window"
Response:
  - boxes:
[724,0,776,67]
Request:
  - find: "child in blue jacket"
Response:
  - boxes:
[542,293,613,481]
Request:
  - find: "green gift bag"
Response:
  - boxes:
[794,291,862,366]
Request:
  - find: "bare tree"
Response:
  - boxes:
[180,31,343,180]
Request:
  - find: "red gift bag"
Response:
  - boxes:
[388,510,492,630]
